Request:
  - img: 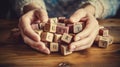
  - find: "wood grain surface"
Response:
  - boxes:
[0,19,120,67]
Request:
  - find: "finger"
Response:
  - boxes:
[31,42,50,54]
[20,27,50,54]
[35,9,48,23]
[74,14,99,41]
[19,19,40,41]
[72,26,99,51]
[69,9,87,23]
[19,14,40,42]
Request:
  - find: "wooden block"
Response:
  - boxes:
[54,34,62,42]
[99,25,104,29]
[44,23,57,33]
[67,24,73,33]
[57,22,66,26]
[56,26,69,34]
[108,35,114,44]
[61,33,73,44]
[98,36,110,48]
[60,45,72,56]
[58,17,66,23]
[34,30,43,36]
[50,42,59,52]
[99,28,109,37]
[67,23,82,33]
[41,32,54,42]
[49,17,58,24]
[73,23,82,33]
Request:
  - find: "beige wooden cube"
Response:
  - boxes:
[50,42,59,52]
[58,17,66,23]
[54,34,62,42]
[44,23,57,33]
[34,30,43,36]
[49,17,58,24]
[41,32,54,42]
[56,26,69,34]
[73,23,82,33]
[57,22,66,26]
[99,28,109,37]
[98,36,109,48]
[61,33,73,44]
[60,45,72,56]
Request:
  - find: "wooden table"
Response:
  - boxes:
[0,19,120,67]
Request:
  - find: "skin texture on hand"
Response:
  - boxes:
[69,5,99,51]
[19,8,50,54]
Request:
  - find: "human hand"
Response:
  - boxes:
[19,9,50,54]
[69,8,99,51]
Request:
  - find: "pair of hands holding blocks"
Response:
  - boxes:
[32,17,83,55]
[10,16,113,55]
[31,17,113,55]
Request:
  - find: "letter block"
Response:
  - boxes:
[49,17,58,24]
[60,45,72,55]
[98,36,110,48]
[50,42,59,52]
[44,23,57,33]
[61,33,73,44]
[54,34,62,42]
[99,28,109,37]
[56,26,69,34]
[34,30,43,37]
[41,32,54,42]
[73,23,83,33]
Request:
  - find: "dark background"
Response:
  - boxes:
[0,1,119,19]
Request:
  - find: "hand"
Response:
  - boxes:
[19,8,50,54]
[69,8,99,51]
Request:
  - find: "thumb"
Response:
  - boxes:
[35,9,49,23]
[69,9,87,23]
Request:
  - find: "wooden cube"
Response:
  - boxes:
[67,24,74,33]
[44,23,57,33]
[34,30,43,37]
[54,34,62,42]
[58,17,66,23]
[99,25,104,29]
[99,28,109,37]
[49,17,58,24]
[56,26,69,34]
[61,33,73,44]
[108,35,114,44]
[98,36,109,48]
[73,23,82,33]
[60,45,72,56]
[50,42,59,52]
[57,22,66,26]
[41,32,54,42]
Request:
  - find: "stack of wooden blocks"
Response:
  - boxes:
[95,26,113,48]
[10,17,114,55]
[32,17,113,55]
[33,17,83,55]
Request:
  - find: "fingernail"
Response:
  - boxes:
[75,36,80,41]
[43,48,50,55]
